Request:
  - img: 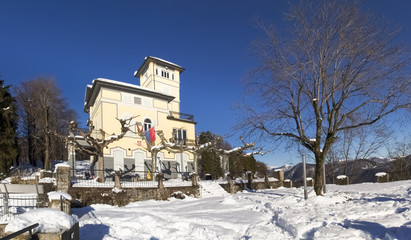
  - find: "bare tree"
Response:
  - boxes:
[388,136,411,180]
[15,77,77,169]
[241,1,411,195]
[326,123,391,183]
[68,117,134,182]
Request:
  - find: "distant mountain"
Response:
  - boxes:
[284,162,316,182]
[270,164,293,173]
[282,157,411,186]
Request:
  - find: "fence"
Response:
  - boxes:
[71,169,193,188]
[0,193,40,222]
[60,195,71,214]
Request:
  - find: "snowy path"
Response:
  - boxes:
[73,180,411,240]
[198,181,230,198]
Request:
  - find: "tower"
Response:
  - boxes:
[134,56,185,113]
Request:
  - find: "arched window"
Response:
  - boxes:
[144,118,151,131]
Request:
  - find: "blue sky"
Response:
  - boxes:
[1,0,411,167]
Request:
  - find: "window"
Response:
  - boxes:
[122,93,141,105]
[156,66,173,80]
[174,128,187,146]
[134,97,141,105]
[122,93,133,104]
[161,70,169,78]
[142,98,153,107]
[144,119,152,132]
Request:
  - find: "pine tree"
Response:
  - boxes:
[198,131,225,179]
[0,78,18,177]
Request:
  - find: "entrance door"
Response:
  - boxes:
[134,151,145,178]
[113,150,124,171]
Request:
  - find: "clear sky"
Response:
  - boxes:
[1,0,411,167]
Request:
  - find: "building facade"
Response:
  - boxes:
[83,57,196,179]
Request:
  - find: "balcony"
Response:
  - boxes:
[168,111,195,123]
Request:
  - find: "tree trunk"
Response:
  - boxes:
[314,155,325,195]
[152,151,158,181]
[44,132,50,170]
[44,106,51,170]
[97,153,105,183]
[193,153,198,174]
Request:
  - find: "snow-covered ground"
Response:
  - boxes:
[71,180,411,240]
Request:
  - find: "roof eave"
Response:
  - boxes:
[134,56,185,77]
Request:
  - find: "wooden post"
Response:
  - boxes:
[247,171,252,189]
[322,162,327,193]
[302,155,308,200]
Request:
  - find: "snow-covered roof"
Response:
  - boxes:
[148,56,183,69]
[93,78,172,97]
[84,78,175,112]
[134,56,185,77]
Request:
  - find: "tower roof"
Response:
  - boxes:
[134,56,185,77]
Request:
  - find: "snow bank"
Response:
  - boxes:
[72,180,411,240]
[47,191,72,201]
[5,209,78,233]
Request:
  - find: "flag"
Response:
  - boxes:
[145,126,156,143]
[150,127,156,142]
[136,122,142,133]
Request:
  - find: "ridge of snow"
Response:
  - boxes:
[148,56,183,69]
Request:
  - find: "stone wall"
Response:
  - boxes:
[69,185,200,207]
[219,179,283,194]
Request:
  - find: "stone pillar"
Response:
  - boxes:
[306,178,314,187]
[284,179,293,188]
[67,141,76,178]
[274,170,284,182]
[48,193,72,215]
[336,175,349,185]
[56,164,71,193]
[114,171,121,189]
[376,172,389,183]
[264,174,270,188]
[39,169,44,179]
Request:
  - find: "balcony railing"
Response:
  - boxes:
[168,111,195,122]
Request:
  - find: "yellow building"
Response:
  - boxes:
[83,56,196,179]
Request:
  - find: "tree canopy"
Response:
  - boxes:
[0,78,18,177]
[15,77,77,170]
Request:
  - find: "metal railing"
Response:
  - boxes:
[0,193,39,222]
[168,111,194,122]
[1,223,39,240]
[60,195,71,214]
[71,169,193,188]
